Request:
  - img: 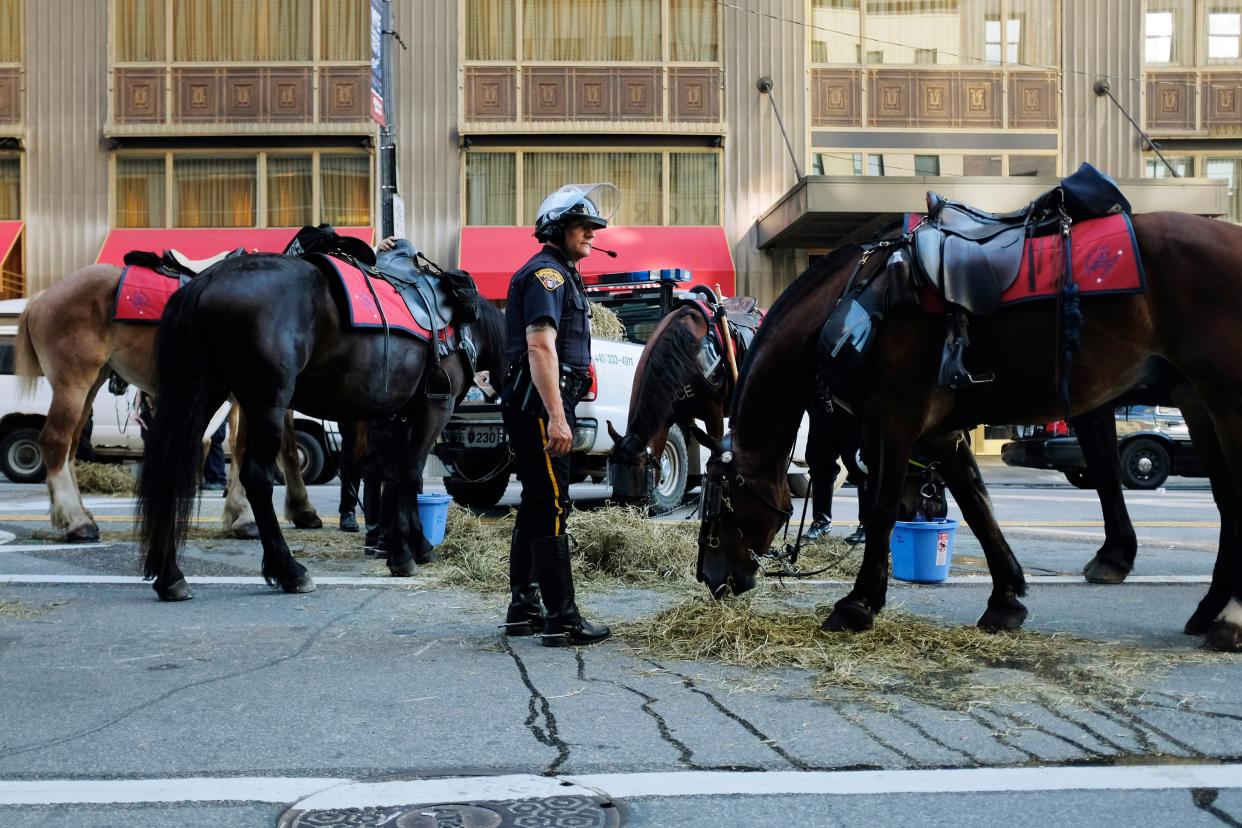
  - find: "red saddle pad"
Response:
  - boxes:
[326,256,452,343]
[113,265,179,323]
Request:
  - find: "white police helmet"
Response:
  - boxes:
[534,183,620,242]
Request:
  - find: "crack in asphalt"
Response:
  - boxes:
[888,709,981,765]
[962,709,1040,761]
[1193,788,1242,827]
[1096,701,1200,757]
[0,589,387,761]
[501,638,570,775]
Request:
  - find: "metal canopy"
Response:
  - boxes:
[756,176,1231,249]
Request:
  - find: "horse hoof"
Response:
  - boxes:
[414,550,438,566]
[292,512,323,530]
[821,601,873,633]
[1184,606,1217,636]
[977,604,1028,632]
[388,559,418,578]
[232,522,260,540]
[155,579,193,602]
[1082,555,1131,584]
[283,574,316,594]
[1204,620,1242,652]
[66,524,100,543]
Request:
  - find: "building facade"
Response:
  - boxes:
[0,0,1232,304]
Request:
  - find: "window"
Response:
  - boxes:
[914,155,941,176]
[1144,156,1194,177]
[114,151,370,228]
[1009,155,1057,176]
[464,149,721,227]
[0,0,21,63]
[985,17,1020,64]
[1206,157,1242,220]
[1147,10,1175,63]
[866,0,960,65]
[465,0,716,63]
[810,0,861,64]
[116,157,165,227]
[1209,10,1242,61]
[115,0,368,63]
[813,151,1036,177]
[812,152,863,175]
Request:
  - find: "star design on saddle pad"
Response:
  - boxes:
[535,267,565,291]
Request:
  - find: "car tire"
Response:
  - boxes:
[1120,438,1171,490]
[444,473,510,509]
[293,430,327,486]
[1064,470,1095,489]
[0,427,47,484]
[650,425,689,515]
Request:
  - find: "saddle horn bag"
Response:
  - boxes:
[817,281,884,393]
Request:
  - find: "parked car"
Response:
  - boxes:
[1000,405,1205,489]
[0,324,340,485]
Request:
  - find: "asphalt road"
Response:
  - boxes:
[0,460,1239,827]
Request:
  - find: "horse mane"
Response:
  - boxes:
[473,298,507,383]
[731,243,864,412]
[625,306,703,448]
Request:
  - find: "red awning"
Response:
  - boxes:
[96,227,375,266]
[0,220,21,263]
[459,226,735,300]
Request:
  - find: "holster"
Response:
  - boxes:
[503,361,591,417]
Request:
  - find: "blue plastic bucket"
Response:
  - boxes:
[417,493,453,547]
[890,518,958,583]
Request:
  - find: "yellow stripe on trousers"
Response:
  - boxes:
[537,417,563,535]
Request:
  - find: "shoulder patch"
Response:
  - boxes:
[534,267,565,292]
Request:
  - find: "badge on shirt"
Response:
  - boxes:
[535,268,565,292]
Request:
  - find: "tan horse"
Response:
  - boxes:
[15,263,321,541]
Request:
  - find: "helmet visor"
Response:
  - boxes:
[534,183,621,227]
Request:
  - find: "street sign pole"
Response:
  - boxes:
[373,0,398,240]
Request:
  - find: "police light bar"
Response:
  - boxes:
[586,269,692,288]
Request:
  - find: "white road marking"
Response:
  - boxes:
[0,543,108,553]
[3,764,1240,807]
[0,530,14,544]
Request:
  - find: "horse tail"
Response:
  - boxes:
[136,278,216,581]
[14,295,43,396]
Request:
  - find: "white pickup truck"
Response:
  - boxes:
[432,274,811,512]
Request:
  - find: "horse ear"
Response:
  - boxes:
[687,424,720,455]
[606,420,623,443]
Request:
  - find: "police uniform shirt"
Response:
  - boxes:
[504,244,592,371]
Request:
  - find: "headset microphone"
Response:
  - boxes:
[593,246,618,258]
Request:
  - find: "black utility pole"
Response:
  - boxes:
[378,0,398,238]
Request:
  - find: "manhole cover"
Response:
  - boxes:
[282,796,621,827]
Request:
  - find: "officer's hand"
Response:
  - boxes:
[376,236,397,252]
[545,417,572,457]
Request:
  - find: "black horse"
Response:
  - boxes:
[695,211,1242,652]
[136,248,505,600]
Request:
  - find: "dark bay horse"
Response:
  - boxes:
[15,262,321,541]
[607,291,760,510]
[695,211,1242,652]
[136,252,504,600]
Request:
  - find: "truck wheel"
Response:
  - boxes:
[1121,438,1171,490]
[650,425,689,514]
[444,473,510,509]
[0,427,46,483]
[293,430,327,486]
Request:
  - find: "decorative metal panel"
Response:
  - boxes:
[222,70,262,120]
[320,67,368,120]
[1203,73,1242,133]
[868,70,916,127]
[0,68,20,123]
[1146,73,1196,131]
[958,74,1002,128]
[115,67,165,123]
[811,69,859,127]
[268,69,312,120]
[464,67,516,120]
[1008,72,1058,129]
[573,70,612,117]
[616,69,660,118]
[524,68,568,119]
[174,68,221,121]
[670,68,720,121]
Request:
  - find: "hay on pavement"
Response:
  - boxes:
[75,462,136,495]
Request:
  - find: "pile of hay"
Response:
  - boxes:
[621,595,1225,709]
[589,302,627,341]
[431,504,863,591]
[75,462,136,495]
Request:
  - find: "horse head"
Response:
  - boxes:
[606,420,658,505]
[695,430,792,597]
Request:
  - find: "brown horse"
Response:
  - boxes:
[695,211,1242,652]
[606,291,760,511]
[15,263,322,541]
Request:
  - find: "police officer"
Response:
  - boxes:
[500,184,615,647]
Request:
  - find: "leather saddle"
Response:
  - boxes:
[911,190,1061,315]
[122,248,246,285]
[284,224,377,268]
[376,239,455,336]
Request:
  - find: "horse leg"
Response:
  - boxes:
[1073,406,1138,584]
[927,431,1029,631]
[41,372,107,542]
[278,410,322,529]
[238,405,314,594]
[221,404,259,539]
[374,418,418,577]
[823,412,918,633]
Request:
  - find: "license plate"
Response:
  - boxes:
[463,425,506,448]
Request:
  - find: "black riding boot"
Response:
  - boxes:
[532,534,610,647]
[503,526,544,636]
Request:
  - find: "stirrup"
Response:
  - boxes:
[425,365,454,400]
